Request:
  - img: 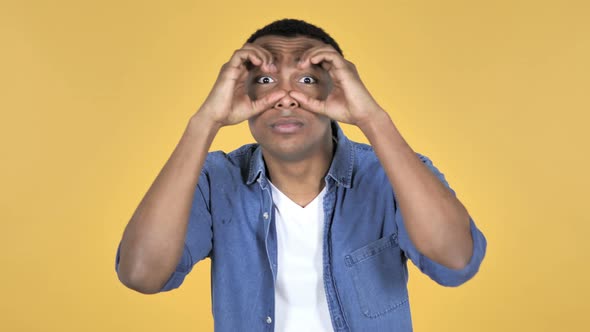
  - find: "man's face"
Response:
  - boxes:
[247,35,334,162]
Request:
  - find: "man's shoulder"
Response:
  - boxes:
[349,139,375,155]
[202,143,259,173]
[347,139,379,165]
[346,138,432,169]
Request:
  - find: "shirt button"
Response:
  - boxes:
[265,316,272,324]
[263,212,269,220]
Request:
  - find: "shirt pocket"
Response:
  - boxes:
[344,233,409,318]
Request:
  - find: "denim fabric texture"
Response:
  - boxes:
[115,122,487,332]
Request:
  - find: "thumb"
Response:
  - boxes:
[289,91,326,115]
[251,90,287,114]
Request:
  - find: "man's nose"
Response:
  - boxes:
[274,91,299,110]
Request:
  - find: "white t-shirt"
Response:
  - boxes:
[270,182,334,332]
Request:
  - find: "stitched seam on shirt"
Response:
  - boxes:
[226,143,257,158]
[345,235,397,266]
[353,143,374,152]
[347,242,392,265]
[348,257,410,319]
[183,242,194,270]
[325,189,351,331]
[362,297,409,318]
[346,140,354,184]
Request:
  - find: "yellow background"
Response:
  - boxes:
[1,0,589,331]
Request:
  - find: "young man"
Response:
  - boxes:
[115,19,487,332]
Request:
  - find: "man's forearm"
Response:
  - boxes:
[117,113,220,293]
[358,110,473,270]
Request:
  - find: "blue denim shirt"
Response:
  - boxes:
[115,122,487,332]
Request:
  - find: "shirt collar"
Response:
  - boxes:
[246,121,354,188]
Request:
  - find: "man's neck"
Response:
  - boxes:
[263,141,334,207]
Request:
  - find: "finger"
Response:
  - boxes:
[228,44,276,72]
[289,91,327,115]
[217,53,253,83]
[227,49,264,70]
[311,51,349,72]
[298,45,333,65]
[298,47,343,70]
[242,44,277,73]
[251,90,287,114]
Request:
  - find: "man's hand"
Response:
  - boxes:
[289,45,384,128]
[291,47,476,271]
[196,44,287,128]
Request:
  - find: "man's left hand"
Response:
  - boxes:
[289,45,384,128]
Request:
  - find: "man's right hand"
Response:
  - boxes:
[196,44,287,127]
[118,44,289,294]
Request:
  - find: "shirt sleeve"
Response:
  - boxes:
[395,153,487,287]
[114,169,213,292]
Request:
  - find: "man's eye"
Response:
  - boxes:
[298,76,317,84]
[256,76,275,84]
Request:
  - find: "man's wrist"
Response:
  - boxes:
[356,108,390,134]
[191,108,224,131]
[189,110,223,136]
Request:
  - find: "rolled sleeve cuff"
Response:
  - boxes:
[418,217,487,287]
[158,247,193,292]
[114,242,193,292]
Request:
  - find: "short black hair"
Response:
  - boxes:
[246,18,343,56]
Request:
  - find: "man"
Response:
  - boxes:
[115,19,487,332]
